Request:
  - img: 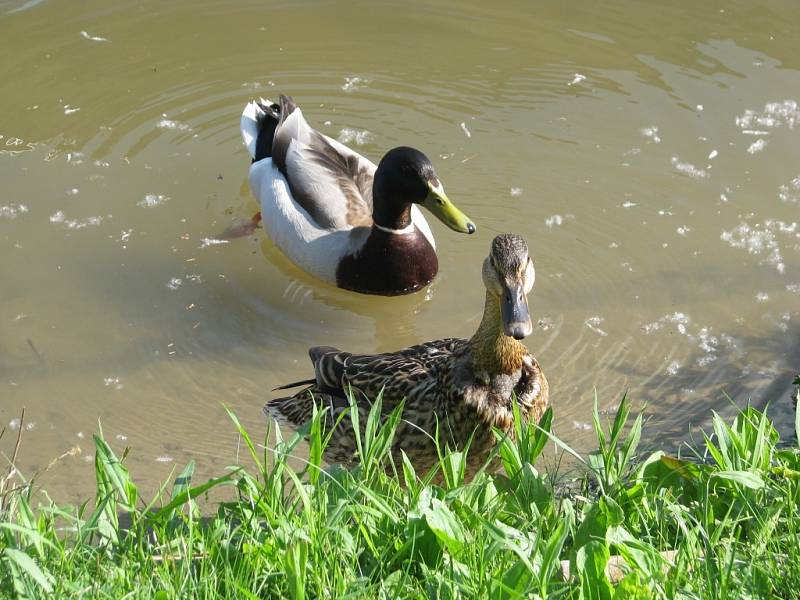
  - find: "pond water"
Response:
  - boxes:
[2,0,799,502]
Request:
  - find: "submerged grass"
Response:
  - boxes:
[1,386,800,599]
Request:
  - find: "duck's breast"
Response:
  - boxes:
[335,227,438,295]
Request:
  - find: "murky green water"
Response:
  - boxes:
[2,0,799,501]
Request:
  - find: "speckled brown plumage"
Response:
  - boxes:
[266,234,548,481]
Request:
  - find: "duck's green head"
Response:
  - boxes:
[482,234,535,340]
[374,147,475,234]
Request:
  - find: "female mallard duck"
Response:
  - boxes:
[240,95,476,296]
[266,233,549,479]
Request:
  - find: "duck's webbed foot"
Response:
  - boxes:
[218,211,262,239]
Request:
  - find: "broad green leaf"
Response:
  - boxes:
[424,498,467,555]
[711,470,765,490]
[576,540,612,600]
[658,456,705,480]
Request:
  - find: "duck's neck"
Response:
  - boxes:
[372,191,414,231]
[470,291,528,374]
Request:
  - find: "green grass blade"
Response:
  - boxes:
[3,548,54,594]
[150,470,239,521]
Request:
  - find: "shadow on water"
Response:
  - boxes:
[617,323,800,454]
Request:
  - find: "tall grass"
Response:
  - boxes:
[1,388,799,599]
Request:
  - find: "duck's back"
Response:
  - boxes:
[250,96,375,231]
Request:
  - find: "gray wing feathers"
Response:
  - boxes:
[270,95,374,230]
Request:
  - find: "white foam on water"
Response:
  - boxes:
[157,117,191,131]
[341,77,368,92]
[696,355,717,367]
[337,128,373,145]
[720,219,798,273]
[640,126,661,143]
[103,377,123,390]
[459,122,471,138]
[568,73,586,86]
[736,100,799,130]
[137,193,168,208]
[50,210,108,229]
[167,274,203,290]
[670,156,707,178]
[642,312,690,335]
[584,316,608,336]
[545,215,563,227]
[545,214,573,227]
[787,283,800,293]
[746,139,768,154]
[80,31,109,42]
[510,187,523,197]
[696,327,718,354]
[0,203,29,219]
[666,360,681,376]
[778,176,800,204]
[708,150,718,160]
[756,292,769,303]
[200,238,229,248]
[621,201,637,208]
[644,311,741,366]
[677,226,691,236]
[155,456,174,463]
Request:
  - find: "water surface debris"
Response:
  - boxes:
[80,31,109,42]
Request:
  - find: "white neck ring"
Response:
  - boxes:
[374,222,416,235]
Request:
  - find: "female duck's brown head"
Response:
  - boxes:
[481,234,536,340]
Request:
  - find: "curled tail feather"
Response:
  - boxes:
[240,98,280,162]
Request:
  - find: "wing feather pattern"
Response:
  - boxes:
[270,95,375,230]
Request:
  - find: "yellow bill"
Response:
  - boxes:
[422,181,476,234]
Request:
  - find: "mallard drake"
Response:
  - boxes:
[266,233,549,479]
[240,95,476,296]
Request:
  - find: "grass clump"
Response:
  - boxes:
[1,391,800,599]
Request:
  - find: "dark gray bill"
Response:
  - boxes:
[501,281,533,340]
